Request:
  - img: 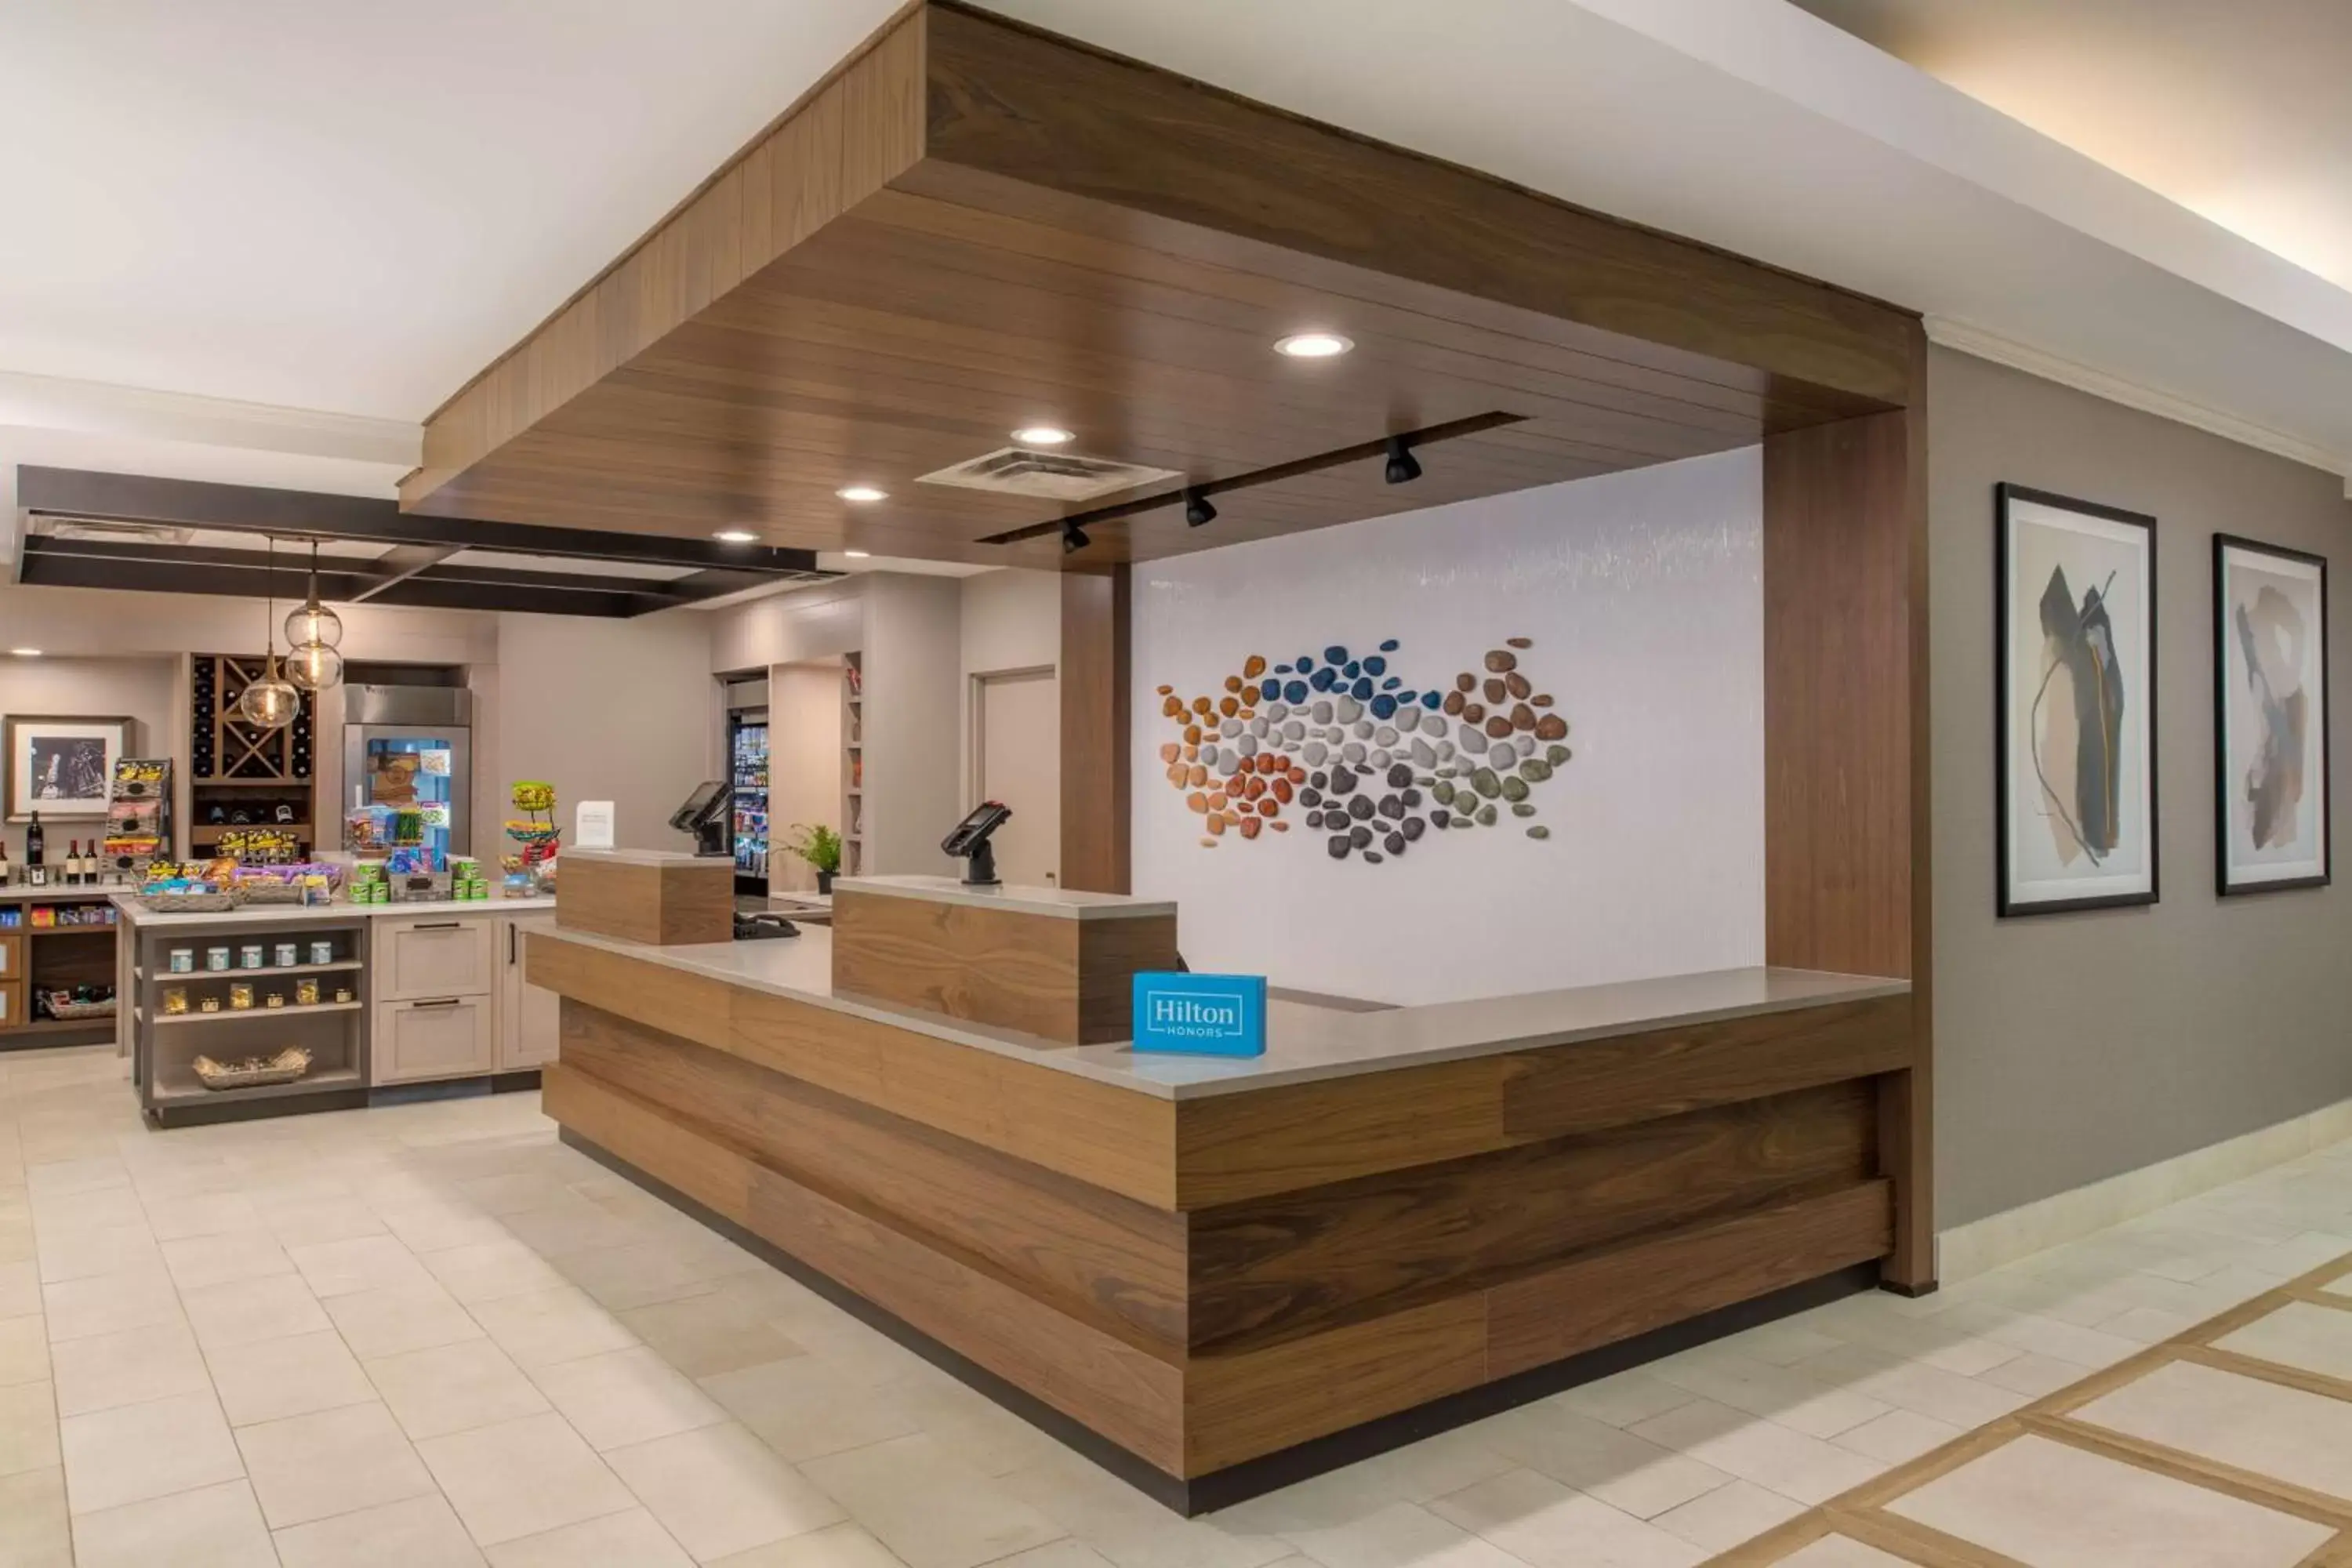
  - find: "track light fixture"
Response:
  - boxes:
[1184,490,1218,528]
[1384,436,1422,485]
[1062,521,1091,554]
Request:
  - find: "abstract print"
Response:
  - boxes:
[2216,535,2328,895]
[2031,565,2127,865]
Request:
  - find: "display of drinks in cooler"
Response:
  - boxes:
[731,720,769,880]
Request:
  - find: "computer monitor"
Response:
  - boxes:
[669,780,731,857]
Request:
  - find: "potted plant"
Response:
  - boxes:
[785,822,844,894]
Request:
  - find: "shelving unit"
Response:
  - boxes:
[840,652,865,877]
[131,913,368,1126]
[0,887,122,1048]
[187,654,317,858]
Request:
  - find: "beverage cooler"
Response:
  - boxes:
[728,708,769,895]
[343,685,474,862]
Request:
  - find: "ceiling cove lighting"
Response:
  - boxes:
[1012,426,1074,447]
[843,550,871,559]
[1061,521,1091,554]
[1383,436,1423,485]
[837,485,887,503]
[1184,490,1218,528]
[1274,332,1352,359]
[713,528,760,543]
[7,648,39,658]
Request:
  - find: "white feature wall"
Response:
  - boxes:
[1131,448,1764,1007]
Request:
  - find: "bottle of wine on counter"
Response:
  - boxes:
[70,840,89,886]
[24,814,44,887]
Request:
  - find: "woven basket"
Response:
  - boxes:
[39,993,116,1021]
[192,1047,313,1091]
[139,891,240,914]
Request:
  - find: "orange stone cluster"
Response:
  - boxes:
[1156,654,1302,848]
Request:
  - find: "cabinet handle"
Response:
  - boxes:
[410,997,463,1009]
[508,924,517,965]
[409,922,462,932]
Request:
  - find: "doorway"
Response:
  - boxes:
[970,666,1059,888]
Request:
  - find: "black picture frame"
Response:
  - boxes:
[2213,532,2331,897]
[1994,483,2160,916]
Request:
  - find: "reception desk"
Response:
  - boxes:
[530,874,1914,1512]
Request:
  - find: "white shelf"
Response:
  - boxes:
[154,1000,362,1026]
[153,1066,363,1104]
[155,959,363,982]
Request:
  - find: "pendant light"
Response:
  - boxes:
[237,536,302,729]
[285,541,344,694]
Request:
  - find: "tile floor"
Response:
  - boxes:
[2,1040,2349,1567]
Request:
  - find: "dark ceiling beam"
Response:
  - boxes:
[347,543,464,603]
[16,466,823,575]
[18,535,359,597]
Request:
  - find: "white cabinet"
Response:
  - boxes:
[378,917,495,1002]
[496,913,561,1071]
[373,996,495,1083]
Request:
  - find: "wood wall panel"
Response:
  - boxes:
[557,856,734,947]
[560,1002,1191,1349]
[1486,1181,1893,1377]
[830,889,1175,1044]
[1061,568,1131,895]
[1188,1081,1875,1352]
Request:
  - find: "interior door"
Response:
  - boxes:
[972,668,1060,889]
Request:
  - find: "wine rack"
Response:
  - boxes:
[188,655,318,858]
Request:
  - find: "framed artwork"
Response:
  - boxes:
[1996,485,2158,916]
[2214,535,2329,895]
[3,715,132,821]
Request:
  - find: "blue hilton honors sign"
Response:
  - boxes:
[1131,972,1267,1058]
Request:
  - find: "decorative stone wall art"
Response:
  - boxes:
[2215,533,2329,895]
[1995,484,2158,916]
[1154,637,1570,863]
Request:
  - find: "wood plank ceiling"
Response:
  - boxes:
[404,2,1918,569]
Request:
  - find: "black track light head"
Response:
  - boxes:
[1184,490,1218,528]
[1061,521,1091,554]
[1384,437,1422,485]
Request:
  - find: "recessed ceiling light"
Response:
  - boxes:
[843,550,871,559]
[712,528,760,543]
[837,485,887,503]
[1012,426,1074,447]
[6,648,40,658]
[1274,332,1353,359]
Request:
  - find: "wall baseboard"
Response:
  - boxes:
[1938,1096,2352,1283]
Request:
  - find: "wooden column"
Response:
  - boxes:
[1762,322,1934,1293]
[1060,567,1131,894]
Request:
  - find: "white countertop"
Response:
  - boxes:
[833,875,1177,921]
[536,923,1907,1100]
[114,891,557,930]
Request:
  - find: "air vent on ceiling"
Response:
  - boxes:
[30,516,195,546]
[916,447,1180,503]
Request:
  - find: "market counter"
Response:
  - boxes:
[528,879,1916,1512]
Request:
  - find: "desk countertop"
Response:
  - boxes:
[114,892,558,930]
[833,875,1176,921]
[535,922,1907,1101]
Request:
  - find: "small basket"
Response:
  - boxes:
[191,1047,313,1091]
[139,891,241,914]
[39,993,117,1021]
[234,882,310,906]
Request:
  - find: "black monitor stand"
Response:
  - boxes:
[963,838,1000,887]
[691,817,729,858]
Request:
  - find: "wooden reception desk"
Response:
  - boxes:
[531,873,1915,1512]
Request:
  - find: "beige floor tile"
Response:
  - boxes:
[0,1382,62,1479]
[323,1279,485,1359]
[267,1197,390,1249]
[236,1399,437,1529]
[38,1265,180,1341]
[1543,1370,1696,1430]
[1778,1538,1911,1567]
[49,1319,212,1416]
[159,1229,293,1291]
[2076,1359,2352,1503]
[183,1271,332,1351]
[709,1523,913,1568]
[530,1343,728,1450]
[288,1233,434,1298]
[366,1338,551,1441]
[69,1478,276,1568]
[1650,1350,1889,1439]
[1976,1352,2090,1399]
[498,1195,648,1258]
[140,1192,263,1243]
[696,1354,917,1467]
[1272,1500,1527,1568]
[485,1507,696,1567]
[273,1492,489,1568]
[978,1545,1116,1568]
[1831,1407,1965,1465]
[416,1410,637,1548]
[29,1185,144,1232]
[1479,1403,1731,1519]
[1430,1468,1704,1567]
[59,1388,243,1515]
[1646,1478,1808,1554]
[377,1203,513,1255]
[1889,1432,2332,1567]
[208,1327,376,1426]
[1627,1399,1886,1506]
[559,1240,739,1313]
[996,1446,1293,1568]
[0,1465,73,1568]
[452,1172,579,1216]
[469,1284,640,1368]
[615,1421,850,1563]
[0,1261,36,1320]
[24,1158,129,1199]
[799,1432,1053,1568]
[423,1239,568,1305]
[0,1315,46,1388]
[2215,1300,2352,1382]
[35,1221,159,1284]
[1795,1342,2031,1429]
[621,1291,808,1380]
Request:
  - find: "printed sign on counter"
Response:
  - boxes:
[1131,971,1266,1057]
[575,800,615,850]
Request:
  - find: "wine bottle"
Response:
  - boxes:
[25,813,44,869]
[61,840,74,886]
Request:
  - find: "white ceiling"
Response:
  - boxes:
[2,0,2349,547]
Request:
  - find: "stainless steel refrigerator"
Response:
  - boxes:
[343,685,474,861]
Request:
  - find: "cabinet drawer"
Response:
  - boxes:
[0,980,20,1029]
[0,931,20,981]
[379,918,495,1001]
[373,996,495,1084]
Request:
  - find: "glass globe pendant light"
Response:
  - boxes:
[237,535,302,730]
[285,542,344,694]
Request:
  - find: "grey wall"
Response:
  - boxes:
[1930,346,2352,1227]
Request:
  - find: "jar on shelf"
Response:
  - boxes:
[307,940,333,967]
[228,983,255,1011]
[162,987,189,1015]
[198,994,221,1014]
[264,992,285,1009]
[239,944,264,970]
[332,985,354,1004]
[274,942,299,968]
[295,978,320,1006]
[204,946,230,971]
[167,948,194,975]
